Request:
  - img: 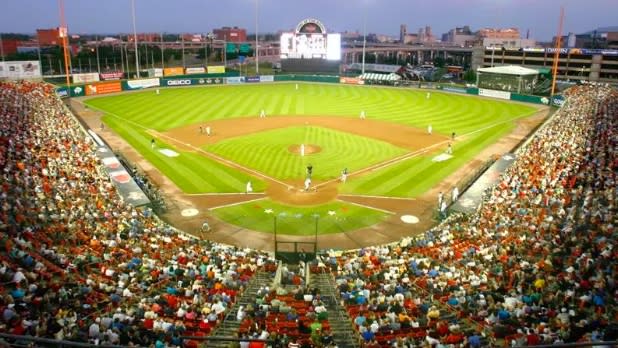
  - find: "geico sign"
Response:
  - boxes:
[167,79,192,86]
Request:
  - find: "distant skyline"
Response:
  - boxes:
[0,0,616,41]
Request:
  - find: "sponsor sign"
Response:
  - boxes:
[260,75,274,82]
[551,95,565,107]
[207,65,226,74]
[163,67,185,76]
[55,87,69,98]
[581,49,618,56]
[226,76,244,84]
[478,88,511,100]
[85,81,122,96]
[73,72,100,84]
[148,68,163,77]
[245,76,260,83]
[523,48,545,53]
[0,61,41,79]
[442,86,467,94]
[99,71,124,80]
[185,67,206,74]
[126,78,160,90]
[165,78,193,86]
[71,85,85,97]
[339,77,365,85]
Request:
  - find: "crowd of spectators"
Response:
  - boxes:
[0,81,275,346]
[0,80,615,348]
[323,82,617,347]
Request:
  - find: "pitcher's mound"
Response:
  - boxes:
[288,144,322,155]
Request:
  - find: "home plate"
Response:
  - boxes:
[181,208,199,217]
[400,215,419,224]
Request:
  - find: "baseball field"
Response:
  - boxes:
[84,82,539,237]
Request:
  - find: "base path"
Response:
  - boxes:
[72,98,549,251]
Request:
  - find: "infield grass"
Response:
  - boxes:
[206,126,407,181]
[86,83,538,234]
[211,199,391,236]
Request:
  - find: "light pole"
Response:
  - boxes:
[255,0,259,74]
[131,0,140,78]
[361,3,367,75]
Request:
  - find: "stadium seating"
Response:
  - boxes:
[0,80,616,347]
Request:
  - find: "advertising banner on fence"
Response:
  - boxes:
[194,77,223,85]
[207,66,226,74]
[551,95,565,107]
[478,88,511,100]
[126,78,160,90]
[185,67,206,74]
[85,81,122,96]
[163,67,185,76]
[70,85,85,97]
[100,71,124,80]
[163,78,195,86]
[245,76,260,83]
[55,87,69,98]
[442,86,467,94]
[0,61,41,79]
[339,77,365,85]
[259,75,274,82]
[148,68,163,77]
[73,72,100,84]
[226,76,244,84]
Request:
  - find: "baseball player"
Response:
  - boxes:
[206,126,211,136]
[360,110,366,120]
[150,138,155,149]
[304,177,312,191]
[340,168,348,183]
[452,187,459,203]
[428,124,432,135]
[426,92,431,99]
[259,109,266,118]
[246,181,253,194]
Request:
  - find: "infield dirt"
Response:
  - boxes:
[73,98,548,251]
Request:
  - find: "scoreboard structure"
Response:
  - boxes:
[280,18,341,74]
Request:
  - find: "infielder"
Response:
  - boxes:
[340,168,348,183]
[246,181,253,194]
[206,126,211,136]
[428,124,432,135]
[304,177,312,191]
[300,144,305,157]
[259,109,266,118]
[360,110,366,120]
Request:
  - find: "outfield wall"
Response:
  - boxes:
[56,74,560,106]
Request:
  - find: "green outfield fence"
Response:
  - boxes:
[55,72,561,106]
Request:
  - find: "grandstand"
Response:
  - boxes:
[0,78,616,348]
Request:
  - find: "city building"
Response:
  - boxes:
[442,25,476,47]
[473,47,618,84]
[213,26,247,43]
[37,28,61,46]
[0,39,20,56]
[559,26,618,49]
[127,33,159,42]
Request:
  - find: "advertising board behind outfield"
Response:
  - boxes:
[85,81,122,95]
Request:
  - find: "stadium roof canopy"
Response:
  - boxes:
[477,65,539,76]
[347,63,401,73]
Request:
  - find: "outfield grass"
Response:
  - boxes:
[86,83,538,234]
[102,115,267,193]
[340,124,515,197]
[211,199,391,235]
[206,126,407,181]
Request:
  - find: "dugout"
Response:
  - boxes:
[476,65,539,94]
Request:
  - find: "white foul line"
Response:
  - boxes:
[337,199,396,215]
[208,197,266,210]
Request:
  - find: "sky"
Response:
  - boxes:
[0,0,616,41]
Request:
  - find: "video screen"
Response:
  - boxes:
[280,33,340,61]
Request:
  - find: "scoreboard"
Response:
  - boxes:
[280,18,341,61]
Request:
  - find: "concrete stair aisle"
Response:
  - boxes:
[310,272,360,348]
[205,271,275,348]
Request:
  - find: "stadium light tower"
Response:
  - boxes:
[361,2,367,75]
[255,0,259,74]
[131,0,140,78]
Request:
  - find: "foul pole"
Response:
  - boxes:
[58,0,71,89]
[550,6,564,99]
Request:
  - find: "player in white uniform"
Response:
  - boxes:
[304,177,312,191]
[206,126,211,136]
[246,181,253,194]
[259,109,266,118]
[360,110,366,120]
[428,124,432,135]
